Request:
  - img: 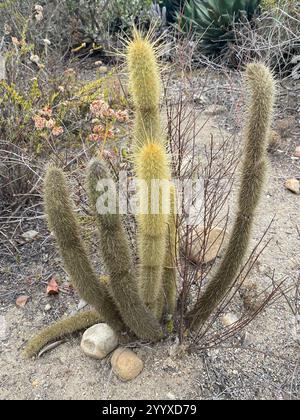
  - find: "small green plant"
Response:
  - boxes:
[24,31,276,358]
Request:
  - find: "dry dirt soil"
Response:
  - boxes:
[0,69,299,400]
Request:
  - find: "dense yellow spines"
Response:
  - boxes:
[135,142,172,316]
[136,142,171,235]
[127,32,160,113]
[127,31,162,145]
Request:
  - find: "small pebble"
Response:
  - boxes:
[221,313,239,327]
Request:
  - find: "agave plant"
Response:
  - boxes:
[178,0,261,55]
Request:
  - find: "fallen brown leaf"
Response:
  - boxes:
[16,295,29,308]
[46,277,59,295]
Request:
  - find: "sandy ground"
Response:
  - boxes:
[0,69,299,400]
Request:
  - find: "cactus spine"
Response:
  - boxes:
[187,63,276,331]
[127,30,162,146]
[135,142,171,316]
[44,166,124,332]
[127,32,175,318]
[87,158,163,341]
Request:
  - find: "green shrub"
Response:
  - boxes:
[0,0,154,54]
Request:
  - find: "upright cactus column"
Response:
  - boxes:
[127,30,162,146]
[135,142,171,316]
[87,158,163,341]
[187,63,276,331]
[127,32,175,318]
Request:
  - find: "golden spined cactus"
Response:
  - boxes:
[87,158,163,342]
[43,166,124,333]
[187,63,276,331]
[127,30,162,146]
[135,142,171,316]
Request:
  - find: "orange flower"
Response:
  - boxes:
[115,110,129,122]
[52,126,64,136]
[93,124,105,135]
[90,99,109,118]
[33,115,46,130]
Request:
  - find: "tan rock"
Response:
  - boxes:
[294,146,300,158]
[111,348,144,381]
[81,323,118,360]
[186,226,227,265]
[285,178,300,195]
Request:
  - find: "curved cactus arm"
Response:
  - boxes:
[44,166,124,333]
[86,158,163,342]
[186,63,276,331]
[23,310,102,359]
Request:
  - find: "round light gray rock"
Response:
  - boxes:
[81,323,118,360]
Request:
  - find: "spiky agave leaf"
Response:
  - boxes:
[178,0,261,55]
